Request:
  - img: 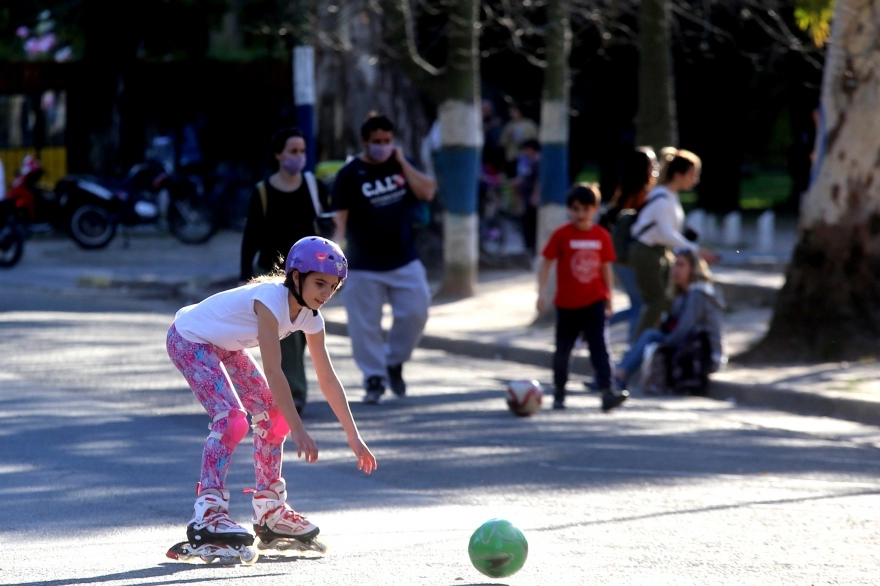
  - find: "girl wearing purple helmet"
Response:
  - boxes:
[165,236,376,563]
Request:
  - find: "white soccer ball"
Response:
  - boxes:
[506,379,544,417]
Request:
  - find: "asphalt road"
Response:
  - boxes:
[2,267,880,585]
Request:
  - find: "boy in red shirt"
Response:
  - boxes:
[537,183,629,412]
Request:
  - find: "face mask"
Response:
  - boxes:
[281,154,306,175]
[367,143,394,163]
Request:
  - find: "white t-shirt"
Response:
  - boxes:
[632,185,698,251]
[173,282,324,351]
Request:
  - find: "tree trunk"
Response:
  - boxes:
[535,0,572,322]
[537,0,571,249]
[636,0,678,150]
[434,0,481,298]
[743,0,880,362]
[314,0,431,163]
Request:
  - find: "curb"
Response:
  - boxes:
[715,281,778,309]
[327,318,880,428]
[707,380,880,427]
[325,320,591,373]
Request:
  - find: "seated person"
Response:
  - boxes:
[614,248,725,394]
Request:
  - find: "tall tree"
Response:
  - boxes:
[745,0,880,362]
[536,0,571,251]
[432,0,482,297]
[636,0,677,150]
[376,0,481,297]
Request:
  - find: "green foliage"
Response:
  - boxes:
[740,170,792,210]
[574,165,600,185]
[794,0,835,46]
[678,170,792,210]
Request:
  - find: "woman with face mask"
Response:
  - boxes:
[240,127,330,414]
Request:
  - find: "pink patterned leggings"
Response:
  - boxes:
[166,324,284,492]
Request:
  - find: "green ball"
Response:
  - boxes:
[468,518,528,578]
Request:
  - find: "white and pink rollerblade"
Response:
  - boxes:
[251,479,326,554]
[167,487,257,565]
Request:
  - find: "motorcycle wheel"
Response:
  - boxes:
[168,198,216,245]
[69,204,116,249]
[0,222,24,268]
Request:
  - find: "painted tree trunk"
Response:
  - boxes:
[537,0,571,253]
[636,0,678,150]
[535,0,571,321]
[434,0,481,298]
[748,0,880,362]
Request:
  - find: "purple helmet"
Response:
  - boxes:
[285,237,348,279]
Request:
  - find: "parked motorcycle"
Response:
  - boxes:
[57,160,217,249]
[4,156,216,249]
[0,199,25,268]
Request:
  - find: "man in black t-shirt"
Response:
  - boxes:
[330,115,436,404]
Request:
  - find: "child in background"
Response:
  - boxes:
[166,237,376,562]
[537,183,629,412]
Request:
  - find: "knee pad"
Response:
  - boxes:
[251,408,290,445]
[208,409,249,449]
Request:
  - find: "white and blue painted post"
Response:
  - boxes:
[434,100,481,297]
[432,0,481,298]
[537,100,569,250]
[537,0,571,259]
[293,45,317,172]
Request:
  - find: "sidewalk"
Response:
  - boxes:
[321,267,880,427]
[10,225,880,427]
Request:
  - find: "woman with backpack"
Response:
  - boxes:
[628,149,719,339]
[240,127,330,414]
[602,147,660,345]
[613,248,725,393]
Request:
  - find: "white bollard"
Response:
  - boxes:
[757,209,775,252]
[723,211,741,247]
[686,209,705,242]
[704,214,719,244]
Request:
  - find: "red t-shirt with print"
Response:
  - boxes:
[541,222,616,309]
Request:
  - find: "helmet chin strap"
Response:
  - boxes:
[292,273,319,316]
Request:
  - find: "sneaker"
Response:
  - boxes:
[362,375,385,405]
[601,388,629,412]
[552,398,566,410]
[252,479,319,542]
[387,363,406,397]
[614,376,628,392]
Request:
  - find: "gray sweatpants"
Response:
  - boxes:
[342,260,431,387]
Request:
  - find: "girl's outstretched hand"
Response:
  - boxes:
[348,435,377,475]
[290,430,319,463]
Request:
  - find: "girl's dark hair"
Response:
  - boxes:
[270,127,306,155]
[360,115,395,140]
[566,182,600,208]
[663,149,701,183]
[619,149,654,205]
